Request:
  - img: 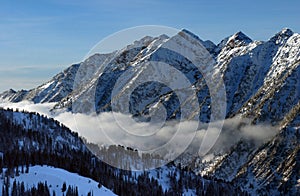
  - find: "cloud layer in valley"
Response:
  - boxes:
[0,101,279,160]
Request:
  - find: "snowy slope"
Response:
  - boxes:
[0,108,87,152]
[234,128,300,195]
[0,166,116,196]
[0,108,248,195]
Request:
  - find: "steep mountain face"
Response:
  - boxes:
[213,29,299,120]
[234,127,300,195]
[238,30,300,124]
[0,31,215,122]
[0,28,300,195]
[190,117,300,195]
[1,28,298,124]
[189,28,299,195]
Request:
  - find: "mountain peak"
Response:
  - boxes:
[228,31,252,45]
[216,31,252,52]
[279,28,294,36]
[130,35,155,48]
[8,88,16,93]
[179,29,217,54]
[180,29,202,42]
[270,28,294,44]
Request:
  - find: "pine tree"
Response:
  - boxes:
[4,176,9,196]
[0,156,3,172]
[62,182,67,192]
[11,180,17,196]
[66,185,72,196]
[75,186,78,196]
[15,166,20,177]
[20,182,25,196]
[25,162,29,173]
[2,184,5,196]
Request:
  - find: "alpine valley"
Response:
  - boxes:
[0,28,299,195]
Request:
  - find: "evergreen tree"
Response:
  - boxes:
[15,166,19,177]
[25,162,29,173]
[62,182,67,193]
[20,182,25,196]
[11,180,17,196]
[2,184,5,196]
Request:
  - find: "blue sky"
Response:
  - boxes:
[0,0,299,91]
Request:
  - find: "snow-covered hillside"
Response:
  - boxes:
[0,108,247,195]
[0,166,116,196]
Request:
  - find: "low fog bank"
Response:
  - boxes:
[0,101,279,159]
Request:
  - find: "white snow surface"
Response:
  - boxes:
[0,165,116,196]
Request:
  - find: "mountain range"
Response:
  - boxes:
[0,28,299,195]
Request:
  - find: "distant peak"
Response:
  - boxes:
[270,28,294,44]
[9,88,16,93]
[180,29,202,41]
[234,31,248,37]
[133,35,154,45]
[158,34,169,40]
[177,29,217,54]
[216,31,252,52]
[279,28,294,35]
[228,31,252,44]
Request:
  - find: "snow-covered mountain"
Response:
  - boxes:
[1,28,299,123]
[0,28,299,195]
[0,63,80,104]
